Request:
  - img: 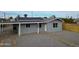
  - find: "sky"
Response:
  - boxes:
[0,11,79,18]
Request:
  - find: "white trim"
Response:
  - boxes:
[45,24,47,31]
[0,22,46,25]
[37,23,39,34]
[0,19,58,25]
[18,23,21,36]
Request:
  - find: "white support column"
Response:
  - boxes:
[45,24,47,31]
[37,23,39,34]
[18,23,21,36]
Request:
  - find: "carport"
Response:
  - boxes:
[0,21,47,36]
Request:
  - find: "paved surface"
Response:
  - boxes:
[16,31,79,47]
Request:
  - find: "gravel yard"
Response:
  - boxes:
[16,31,79,47]
[0,30,79,47]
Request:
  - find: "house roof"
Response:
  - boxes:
[55,19,62,21]
[14,17,48,23]
[15,17,44,21]
[15,17,62,22]
[0,17,62,24]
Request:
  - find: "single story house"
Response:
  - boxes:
[0,15,62,36]
[13,16,62,36]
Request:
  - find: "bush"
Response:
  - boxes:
[62,18,74,23]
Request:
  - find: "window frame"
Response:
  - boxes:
[53,23,58,28]
[26,24,30,28]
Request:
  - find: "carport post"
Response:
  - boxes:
[37,23,39,34]
[45,24,47,31]
[18,23,21,36]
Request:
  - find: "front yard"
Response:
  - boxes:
[0,30,79,47]
[16,31,79,47]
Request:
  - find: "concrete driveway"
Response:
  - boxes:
[16,31,79,47]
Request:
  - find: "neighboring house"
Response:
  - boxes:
[13,15,62,36]
[76,20,79,24]
[74,19,79,24]
[77,22,79,24]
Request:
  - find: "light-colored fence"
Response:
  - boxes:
[63,23,79,32]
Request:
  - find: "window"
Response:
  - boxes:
[39,24,42,28]
[26,24,30,28]
[53,23,58,28]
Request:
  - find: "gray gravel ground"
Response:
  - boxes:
[1,30,79,47]
[16,31,79,47]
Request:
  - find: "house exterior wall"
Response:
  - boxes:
[53,22,62,32]
[20,23,45,34]
[12,21,62,35]
[47,21,62,32]
[19,21,62,35]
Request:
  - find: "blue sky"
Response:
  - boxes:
[0,11,79,18]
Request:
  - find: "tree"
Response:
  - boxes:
[9,16,13,19]
[15,15,20,21]
[52,15,56,18]
[50,15,56,19]
[62,17,74,23]
[44,17,47,19]
[17,15,20,18]
[24,14,27,18]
